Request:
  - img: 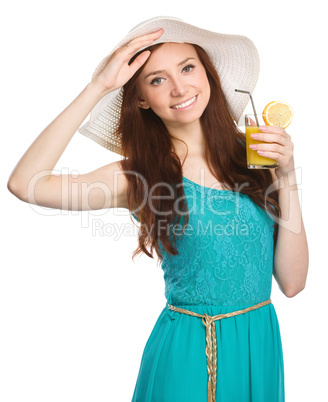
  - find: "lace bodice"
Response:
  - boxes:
[132,176,275,307]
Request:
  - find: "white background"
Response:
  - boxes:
[1,0,327,401]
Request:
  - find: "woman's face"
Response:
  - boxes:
[136,43,211,130]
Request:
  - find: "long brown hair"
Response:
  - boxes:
[117,43,280,263]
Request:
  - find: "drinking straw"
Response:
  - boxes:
[235,89,260,126]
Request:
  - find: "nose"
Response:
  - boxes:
[170,76,188,97]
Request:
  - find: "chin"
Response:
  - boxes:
[174,110,205,124]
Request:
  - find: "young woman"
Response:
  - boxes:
[7,16,308,402]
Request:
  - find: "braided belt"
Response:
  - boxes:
[168,299,271,402]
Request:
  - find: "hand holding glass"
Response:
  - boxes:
[245,114,278,169]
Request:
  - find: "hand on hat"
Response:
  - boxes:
[91,28,164,93]
[249,126,295,179]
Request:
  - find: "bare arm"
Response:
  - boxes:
[270,168,309,297]
[254,123,309,298]
[7,29,164,211]
[7,82,130,210]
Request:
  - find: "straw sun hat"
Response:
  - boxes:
[78,16,260,155]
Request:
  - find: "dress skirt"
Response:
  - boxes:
[132,300,284,402]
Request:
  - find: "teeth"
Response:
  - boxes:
[171,95,196,109]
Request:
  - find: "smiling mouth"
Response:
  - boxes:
[170,95,197,109]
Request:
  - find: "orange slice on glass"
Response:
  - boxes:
[263,101,294,128]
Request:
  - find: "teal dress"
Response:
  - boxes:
[131,176,285,401]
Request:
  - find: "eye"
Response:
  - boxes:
[150,77,165,86]
[182,64,195,73]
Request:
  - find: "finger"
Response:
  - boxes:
[259,125,287,135]
[121,36,161,58]
[250,132,288,144]
[111,39,152,63]
[256,149,289,163]
[256,149,280,160]
[125,38,155,53]
[129,50,151,73]
[125,28,164,49]
[254,143,286,155]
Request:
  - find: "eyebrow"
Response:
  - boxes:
[143,57,196,80]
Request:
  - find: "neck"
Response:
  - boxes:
[165,120,206,159]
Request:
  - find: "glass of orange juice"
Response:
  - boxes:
[245,114,278,169]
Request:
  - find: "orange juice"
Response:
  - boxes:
[246,126,278,168]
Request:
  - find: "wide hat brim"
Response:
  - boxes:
[78,16,260,155]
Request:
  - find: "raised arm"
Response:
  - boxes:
[7,28,164,211]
